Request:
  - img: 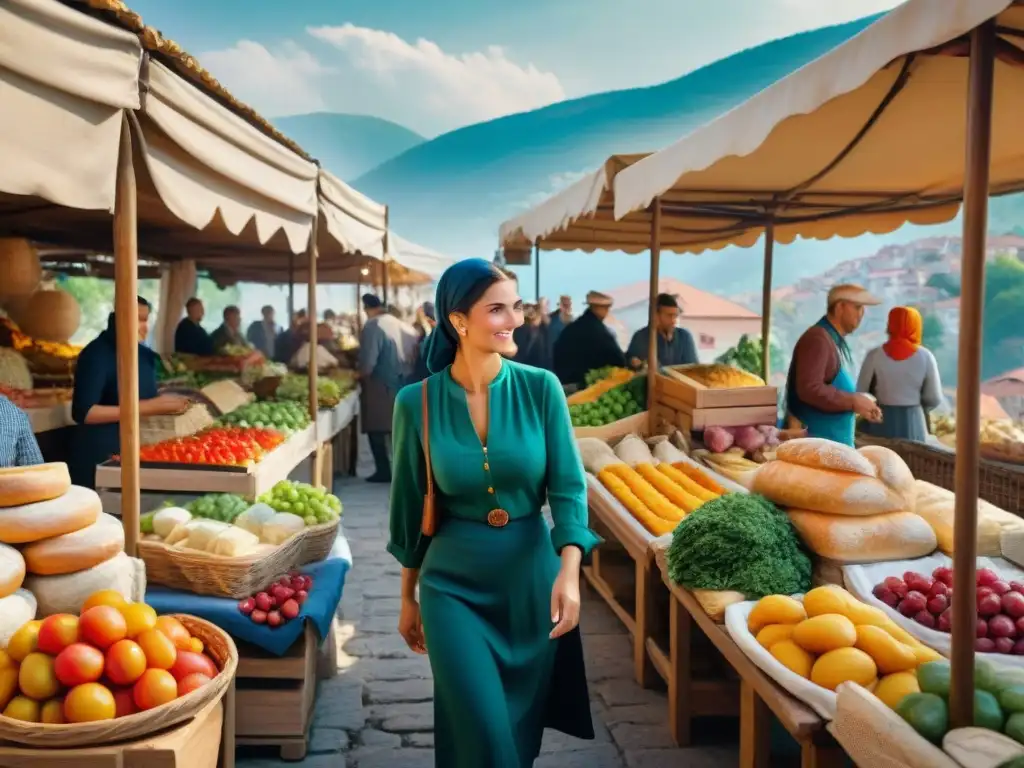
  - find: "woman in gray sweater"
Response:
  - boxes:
[857,306,944,442]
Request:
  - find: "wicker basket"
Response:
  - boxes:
[137,519,339,598]
[0,615,236,748]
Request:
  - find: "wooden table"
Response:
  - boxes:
[657,569,845,767]
[584,476,662,688]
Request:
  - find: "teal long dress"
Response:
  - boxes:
[387,360,602,767]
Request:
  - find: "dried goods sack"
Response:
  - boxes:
[858,445,916,507]
[752,461,905,516]
[577,438,619,474]
[788,509,937,563]
[776,438,876,477]
[24,552,145,617]
[0,542,25,598]
[613,434,655,467]
[0,484,100,544]
[0,463,71,508]
[912,480,1008,556]
[0,589,36,649]
[21,512,124,575]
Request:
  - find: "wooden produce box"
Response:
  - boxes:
[655,372,777,430]
[0,696,229,768]
[234,622,319,761]
[573,411,651,441]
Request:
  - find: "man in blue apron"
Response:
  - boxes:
[786,284,883,446]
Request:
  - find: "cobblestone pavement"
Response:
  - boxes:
[238,451,738,768]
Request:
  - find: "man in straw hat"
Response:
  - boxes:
[553,290,626,388]
[786,283,883,446]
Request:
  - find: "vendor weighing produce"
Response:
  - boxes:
[70,297,189,487]
[786,284,882,446]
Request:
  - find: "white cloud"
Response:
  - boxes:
[198,40,331,118]
[307,24,565,134]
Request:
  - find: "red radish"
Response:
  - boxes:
[914,611,937,629]
[885,577,909,599]
[977,638,997,652]
[250,610,268,625]
[267,611,282,628]
[992,581,1012,596]
[927,595,949,615]
[938,609,953,632]
[978,618,990,638]
[296,590,309,606]
[273,586,295,602]
[1013,638,1024,656]
[900,592,928,616]
[979,594,1003,618]
[929,582,949,598]
[1003,592,1024,618]
[978,568,1000,587]
[990,614,1017,638]
[1011,581,1024,595]
[905,572,933,593]
[254,592,272,613]
[1015,616,1024,636]
[280,599,300,620]
[290,577,305,590]
[238,598,255,615]
[279,577,292,588]
[979,586,996,600]
[933,567,954,586]
[995,637,1015,654]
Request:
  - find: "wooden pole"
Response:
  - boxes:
[760,221,775,381]
[355,282,362,335]
[307,218,322,487]
[113,117,140,558]
[287,253,295,321]
[646,197,662,432]
[949,19,996,730]
[382,206,391,308]
[534,242,540,302]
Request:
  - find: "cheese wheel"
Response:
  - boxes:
[23,552,144,617]
[22,512,124,576]
[788,509,937,563]
[752,460,906,516]
[776,438,876,477]
[0,589,37,649]
[0,485,100,544]
[858,445,915,506]
[0,463,71,508]
[0,543,25,598]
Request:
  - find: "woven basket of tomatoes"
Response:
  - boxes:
[0,592,237,748]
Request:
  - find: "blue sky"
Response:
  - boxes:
[128,0,901,136]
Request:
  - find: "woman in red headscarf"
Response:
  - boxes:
[856,306,944,441]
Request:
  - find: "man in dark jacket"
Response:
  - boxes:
[553,290,627,387]
[174,297,214,356]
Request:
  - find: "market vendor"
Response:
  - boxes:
[785,284,883,446]
[553,290,626,387]
[246,305,279,358]
[359,293,409,482]
[0,394,44,467]
[70,297,190,488]
[210,305,248,352]
[625,293,699,370]
[174,297,215,356]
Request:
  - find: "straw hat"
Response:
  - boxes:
[586,290,613,307]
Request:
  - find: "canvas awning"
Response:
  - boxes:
[609,0,1024,253]
[0,0,141,211]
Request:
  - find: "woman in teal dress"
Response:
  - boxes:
[387,258,601,767]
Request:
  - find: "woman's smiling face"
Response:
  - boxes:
[452,277,523,357]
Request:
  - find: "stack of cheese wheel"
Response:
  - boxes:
[0,463,132,620]
[751,439,937,563]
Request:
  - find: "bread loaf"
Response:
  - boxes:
[858,445,916,507]
[0,589,36,649]
[752,461,906,516]
[0,485,100,544]
[21,512,124,575]
[24,552,145,616]
[776,438,876,477]
[913,480,1018,556]
[0,543,25,599]
[0,463,71,507]
[788,509,937,563]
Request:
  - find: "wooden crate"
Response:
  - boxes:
[573,411,652,441]
[658,369,777,409]
[234,622,318,761]
[655,375,777,430]
[0,695,230,768]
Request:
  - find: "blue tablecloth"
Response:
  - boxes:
[146,536,352,656]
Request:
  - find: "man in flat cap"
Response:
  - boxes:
[786,284,883,446]
[553,290,627,388]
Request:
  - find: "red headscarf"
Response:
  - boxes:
[883,306,923,361]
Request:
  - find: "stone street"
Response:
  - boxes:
[237,452,738,767]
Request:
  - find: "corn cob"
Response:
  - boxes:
[605,464,684,522]
[671,462,727,495]
[597,470,677,536]
[656,463,719,504]
[566,368,634,404]
[635,463,703,512]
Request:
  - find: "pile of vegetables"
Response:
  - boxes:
[133,426,285,467]
[256,480,342,527]
[714,335,777,379]
[666,493,812,597]
[693,425,781,473]
[219,400,310,436]
[276,374,344,409]
[569,375,645,428]
[567,367,633,406]
[237,572,315,628]
[141,494,250,533]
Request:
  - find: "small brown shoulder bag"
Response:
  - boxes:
[420,380,437,536]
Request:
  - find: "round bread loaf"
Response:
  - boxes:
[0,485,100,544]
[22,512,124,576]
[0,462,71,508]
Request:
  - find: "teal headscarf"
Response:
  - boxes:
[422,258,504,374]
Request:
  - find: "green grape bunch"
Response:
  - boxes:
[256,480,343,526]
[219,400,311,436]
[183,493,250,523]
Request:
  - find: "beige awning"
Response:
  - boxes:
[610,0,1023,254]
[0,0,141,211]
[317,168,386,258]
